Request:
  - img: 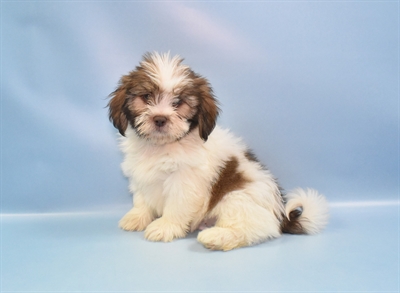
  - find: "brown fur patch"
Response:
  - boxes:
[244,149,259,163]
[108,68,159,135]
[109,54,219,141]
[182,71,219,141]
[177,102,196,119]
[208,157,250,212]
[281,207,305,234]
[195,78,219,141]
[108,85,129,136]
[131,96,148,112]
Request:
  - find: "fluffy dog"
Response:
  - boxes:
[108,52,328,251]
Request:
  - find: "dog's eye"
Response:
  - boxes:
[141,94,151,100]
[172,98,183,107]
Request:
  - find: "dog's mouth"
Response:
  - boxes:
[135,127,177,145]
[155,126,166,133]
[147,127,190,145]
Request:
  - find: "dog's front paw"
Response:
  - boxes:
[144,218,187,242]
[119,208,153,231]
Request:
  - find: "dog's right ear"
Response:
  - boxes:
[108,83,128,136]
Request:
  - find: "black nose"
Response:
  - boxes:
[154,116,167,127]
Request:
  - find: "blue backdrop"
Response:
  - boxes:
[2,1,398,213]
[2,2,399,292]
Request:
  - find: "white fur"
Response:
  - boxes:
[284,188,329,234]
[114,52,329,251]
[118,125,328,250]
[141,52,191,92]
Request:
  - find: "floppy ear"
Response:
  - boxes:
[195,76,220,141]
[108,84,128,136]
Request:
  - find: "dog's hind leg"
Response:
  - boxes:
[197,191,282,251]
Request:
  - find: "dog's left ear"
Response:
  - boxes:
[108,82,128,136]
[194,76,220,141]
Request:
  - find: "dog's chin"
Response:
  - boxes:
[136,127,190,145]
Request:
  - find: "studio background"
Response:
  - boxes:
[3,1,397,213]
[1,1,399,292]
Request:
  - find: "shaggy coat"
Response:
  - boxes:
[108,52,329,251]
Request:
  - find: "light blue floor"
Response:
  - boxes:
[2,202,398,292]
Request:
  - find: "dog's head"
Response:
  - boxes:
[108,52,219,145]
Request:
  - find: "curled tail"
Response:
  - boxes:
[281,188,329,235]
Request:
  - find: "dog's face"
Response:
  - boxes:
[108,52,219,145]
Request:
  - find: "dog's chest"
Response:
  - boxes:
[144,147,184,170]
[127,148,200,214]
[152,153,180,173]
[121,134,209,198]
[127,146,196,184]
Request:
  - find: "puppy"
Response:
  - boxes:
[108,52,328,251]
